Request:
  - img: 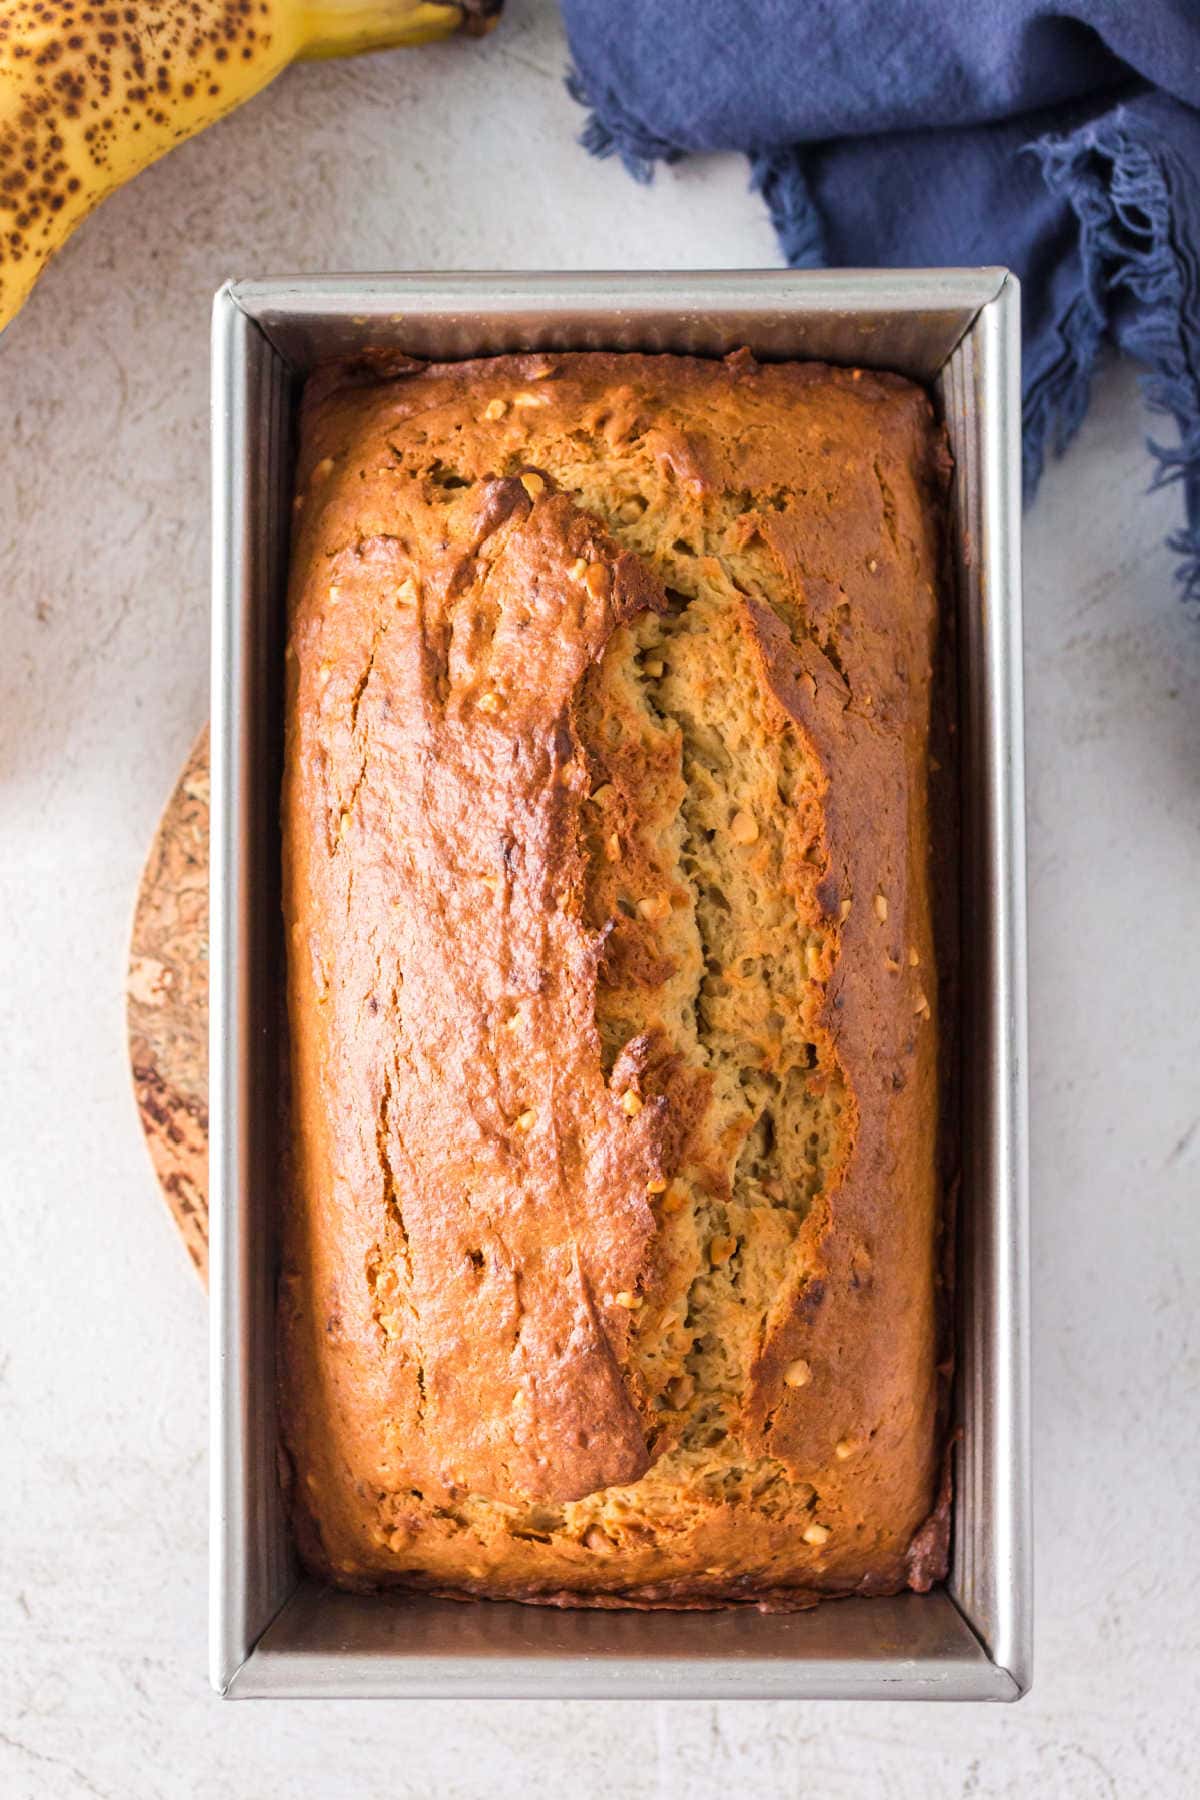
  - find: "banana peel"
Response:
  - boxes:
[0,0,502,334]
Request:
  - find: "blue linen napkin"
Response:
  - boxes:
[563,1,1200,599]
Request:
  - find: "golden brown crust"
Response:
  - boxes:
[280,350,950,1606]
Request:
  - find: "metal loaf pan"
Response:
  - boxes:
[210,271,1030,1700]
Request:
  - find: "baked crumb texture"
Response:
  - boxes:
[280,351,950,1610]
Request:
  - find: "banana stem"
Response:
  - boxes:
[297,0,492,59]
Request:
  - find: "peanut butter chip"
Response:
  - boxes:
[637,893,671,922]
[643,658,664,678]
[803,1522,830,1546]
[709,1234,737,1266]
[483,397,508,421]
[646,1176,669,1195]
[614,1290,642,1309]
[515,1109,536,1132]
[730,810,759,845]
[569,558,589,582]
[584,562,611,600]
[519,472,545,500]
[620,1089,643,1117]
[661,1185,686,1214]
[783,1359,812,1388]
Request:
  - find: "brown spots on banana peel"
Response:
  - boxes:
[0,1,284,312]
[0,1,491,331]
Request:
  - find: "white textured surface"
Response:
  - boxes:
[2,2,1198,1792]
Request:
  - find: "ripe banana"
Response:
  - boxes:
[0,0,501,334]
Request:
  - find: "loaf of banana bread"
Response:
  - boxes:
[279,348,952,1608]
